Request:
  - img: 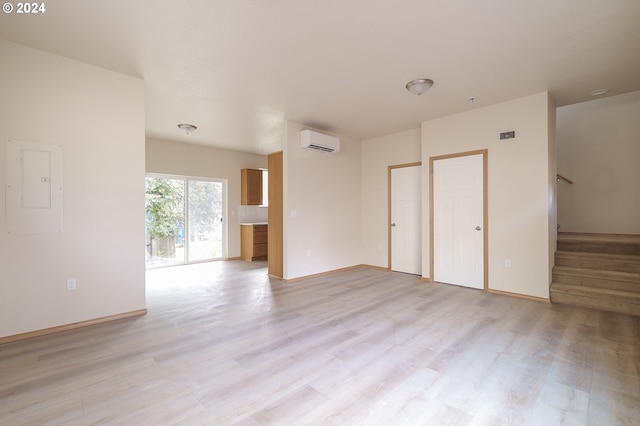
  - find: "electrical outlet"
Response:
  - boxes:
[67,278,77,291]
[504,259,512,268]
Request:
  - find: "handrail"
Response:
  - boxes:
[557,174,573,184]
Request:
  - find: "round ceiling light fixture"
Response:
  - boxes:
[406,78,434,96]
[177,123,197,134]
[590,89,608,96]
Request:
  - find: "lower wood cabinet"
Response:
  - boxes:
[241,224,268,261]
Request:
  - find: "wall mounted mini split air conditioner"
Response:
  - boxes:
[300,129,340,153]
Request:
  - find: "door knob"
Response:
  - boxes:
[390,223,396,227]
[475,226,482,231]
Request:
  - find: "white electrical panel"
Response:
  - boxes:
[6,140,63,234]
[21,148,52,208]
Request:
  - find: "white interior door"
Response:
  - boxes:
[433,154,484,288]
[391,165,421,275]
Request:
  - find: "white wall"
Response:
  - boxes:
[422,93,555,299]
[145,137,268,259]
[556,90,640,234]
[361,128,422,268]
[0,40,145,338]
[284,121,362,279]
[547,96,558,283]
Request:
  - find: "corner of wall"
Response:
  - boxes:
[0,40,146,337]
[283,121,363,279]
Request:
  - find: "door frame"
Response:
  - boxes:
[429,150,488,290]
[388,162,422,270]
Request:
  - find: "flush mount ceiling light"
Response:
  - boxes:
[406,78,434,96]
[590,89,608,96]
[177,123,197,134]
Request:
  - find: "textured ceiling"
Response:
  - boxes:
[1,0,639,153]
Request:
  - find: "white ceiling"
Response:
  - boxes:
[1,0,639,154]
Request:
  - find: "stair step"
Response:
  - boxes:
[552,233,640,316]
[550,282,640,316]
[552,266,640,292]
[555,251,640,273]
[557,233,640,256]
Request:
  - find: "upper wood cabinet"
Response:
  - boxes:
[241,169,262,205]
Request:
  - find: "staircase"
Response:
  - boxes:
[550,233,640,316]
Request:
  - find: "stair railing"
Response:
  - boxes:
[557,174,573,184]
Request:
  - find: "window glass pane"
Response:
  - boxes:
[145,177,185,266]
[261,170,268,207]
[188,180,223,261]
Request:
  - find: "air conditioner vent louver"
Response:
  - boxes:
[301,129,340,153]
[308,144,335,153]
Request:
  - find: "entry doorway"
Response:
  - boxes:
[389,163,422,275]
[430,151,487,289]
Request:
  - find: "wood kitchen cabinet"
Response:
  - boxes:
[241,169,263,205]
[268,152,283,278]
[241,224,268,261]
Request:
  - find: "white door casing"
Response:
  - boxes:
[390,164,422,275]
[432,153,485,289]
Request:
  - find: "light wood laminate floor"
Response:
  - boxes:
[1,261,639,425]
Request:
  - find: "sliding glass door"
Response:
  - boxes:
[145,176,224,267]
[187,180,223,261]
